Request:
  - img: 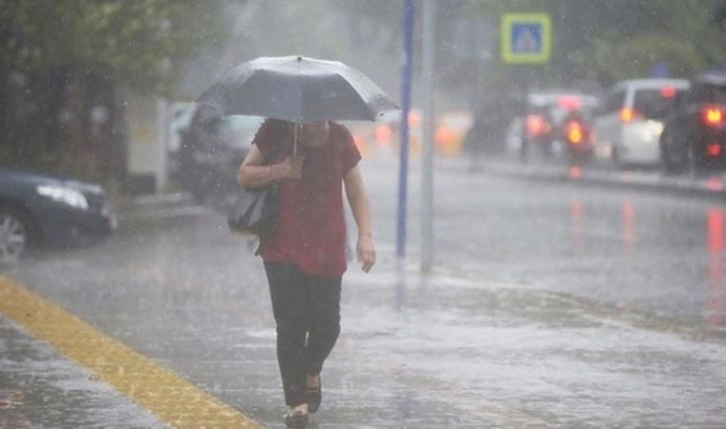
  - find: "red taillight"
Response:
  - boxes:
[525,114,549,136]
[661,86,677,98]
[566,121,583,144]
[708,143,722,157]
[620,108,640,123]
[703,105,725,127]
[558,96,581,111]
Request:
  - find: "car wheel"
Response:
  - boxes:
[0,207,31,263]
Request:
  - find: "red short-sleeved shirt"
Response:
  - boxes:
[253,119,361,277]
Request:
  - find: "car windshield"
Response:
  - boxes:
[530,93,598,125]
[633,88,682,120]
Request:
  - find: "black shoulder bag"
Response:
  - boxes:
[227,181,279,237]
[227,123,298,237]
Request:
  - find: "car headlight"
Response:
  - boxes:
[36,185,89,210]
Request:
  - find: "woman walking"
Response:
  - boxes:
[237,118,375,428]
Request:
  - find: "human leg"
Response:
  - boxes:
[264,262,309,409]
[303,275,341,413]
[304,274,341,376]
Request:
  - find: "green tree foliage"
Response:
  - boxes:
[0,0,230,178]
[2,0,225,94]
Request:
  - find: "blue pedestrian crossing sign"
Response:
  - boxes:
[501,14,551,64]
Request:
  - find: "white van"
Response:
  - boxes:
[593,79,689,167]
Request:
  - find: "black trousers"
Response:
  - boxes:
[264,262,342,407]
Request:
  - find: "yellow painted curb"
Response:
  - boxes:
[0,276,262,429]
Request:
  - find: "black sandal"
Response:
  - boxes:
[307,375,322,413]
[284,410,309,428]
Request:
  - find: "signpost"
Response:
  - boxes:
[501,13,551,162]
[397,0,414,260]
[421,0,436,273]
[501,13,552,65]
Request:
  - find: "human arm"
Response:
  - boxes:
[237,145,303,188]
[343,164,375,273]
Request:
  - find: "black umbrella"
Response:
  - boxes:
[197,55,399,124]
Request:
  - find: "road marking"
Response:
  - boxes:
[0,276,262,429]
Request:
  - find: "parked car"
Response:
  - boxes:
[660,71,726,175]
[515,89,599,163]
[0,168,117,263]
[592,78,690,168]
[175,104,264,203]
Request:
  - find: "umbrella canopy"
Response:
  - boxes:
[197,56,399,123]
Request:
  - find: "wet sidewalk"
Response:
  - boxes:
[3,252,726,428]
[1,159,726,427]
[0,315,167,429]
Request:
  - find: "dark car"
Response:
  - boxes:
[174,104,263,204]
[660,71,726,174]
[0,168,117,263]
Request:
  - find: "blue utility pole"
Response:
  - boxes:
[397,0,414,259]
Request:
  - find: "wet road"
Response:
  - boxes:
[403,157,726,332]
[2,155,726,428]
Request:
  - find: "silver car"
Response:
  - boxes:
[593,79,690,167]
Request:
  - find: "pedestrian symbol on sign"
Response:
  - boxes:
[501,14,551,65]
[512,24,542,54]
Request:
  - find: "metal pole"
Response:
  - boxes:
[397,0,414,259]
[421,0,436,272]
[521,67,530,163]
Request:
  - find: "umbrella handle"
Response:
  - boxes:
[293,123,299,157]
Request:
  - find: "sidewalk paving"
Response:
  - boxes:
[2,162,726,428]
[0,316,167,429]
